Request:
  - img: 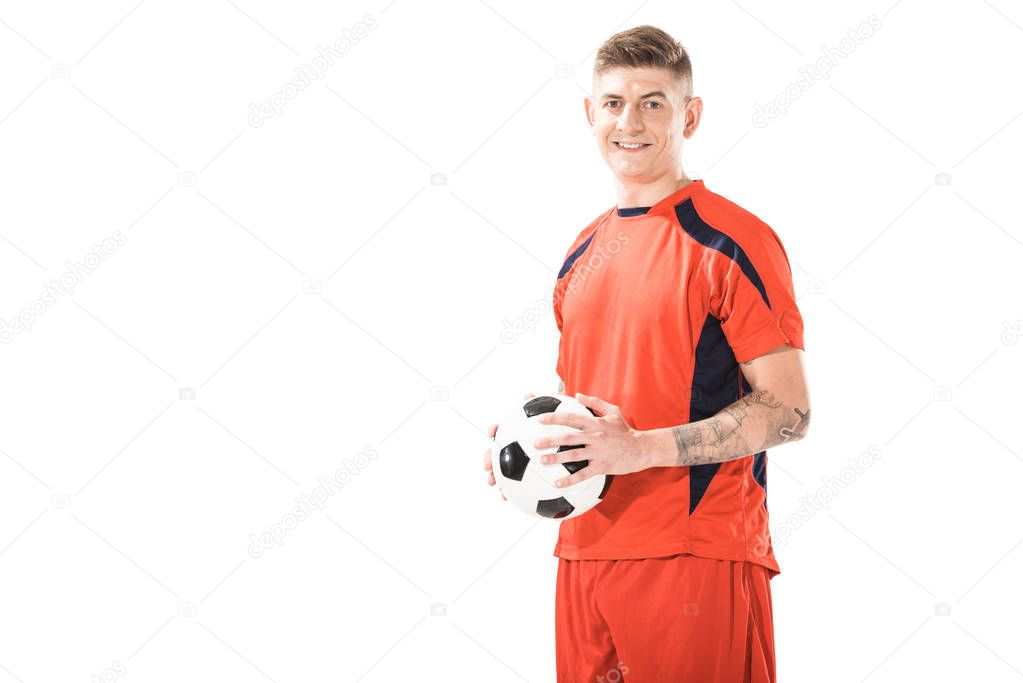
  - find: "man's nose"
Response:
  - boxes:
[616,104,643,134]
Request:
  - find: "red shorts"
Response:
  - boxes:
[555,553,776,682]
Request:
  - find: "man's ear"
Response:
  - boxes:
[584,96,596,132]
[683,96,703,139]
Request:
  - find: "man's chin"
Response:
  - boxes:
[611,162,650,179]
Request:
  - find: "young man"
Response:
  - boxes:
[484,25,810,681]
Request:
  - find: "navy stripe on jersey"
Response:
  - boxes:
[616,206,651,217]
[688,313,736,514]
[557,211,613,279]
[674,199,772,308]
[688,313,769,513]
[558,233,594,279]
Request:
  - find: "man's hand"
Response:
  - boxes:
[484,392,538,500]
[482,423,506,500]
[532,392,650,488]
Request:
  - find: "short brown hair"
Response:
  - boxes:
[593,25,692,96]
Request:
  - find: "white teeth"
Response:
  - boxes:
[618,142,646,149]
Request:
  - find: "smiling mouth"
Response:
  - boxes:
[613,142,651,151]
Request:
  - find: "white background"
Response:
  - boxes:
[1,0,1021,681]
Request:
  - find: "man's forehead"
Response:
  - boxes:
[593,67,686,98]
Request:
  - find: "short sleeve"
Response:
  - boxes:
[706,225,804,363]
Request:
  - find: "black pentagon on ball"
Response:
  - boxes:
[499,442,530,482]
[523,395,561,417]
[536,496,575,518]
[557,444,588,474]
[598,474,614,499]
[562,460,589,474]
[564,458,589,474]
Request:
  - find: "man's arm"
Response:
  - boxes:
[644,344,811,468]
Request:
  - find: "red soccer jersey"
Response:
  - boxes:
[552,179,805,577]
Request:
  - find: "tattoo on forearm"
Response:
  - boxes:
[780,407,811,441]
[707,416,738,443]
[723,389,780,424]
[672,426,703,465]
[743,389,783,409]
[671,388,809,467]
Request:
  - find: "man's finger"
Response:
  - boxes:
[534,432,593,451]
[538,412,597,430]
[575,392,616,417]
[487,423,497,439]
[540,445,590,465]
[555,467,595,489]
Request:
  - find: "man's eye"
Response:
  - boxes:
[604,101,662,110]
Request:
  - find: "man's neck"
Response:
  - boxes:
[615,173,693,209]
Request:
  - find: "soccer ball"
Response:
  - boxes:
[493,394,613,519]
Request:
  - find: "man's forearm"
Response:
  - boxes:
[642,388,810,468]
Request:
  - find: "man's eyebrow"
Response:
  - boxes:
[600,91,668,101]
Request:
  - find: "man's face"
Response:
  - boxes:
[585,66,701,182]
